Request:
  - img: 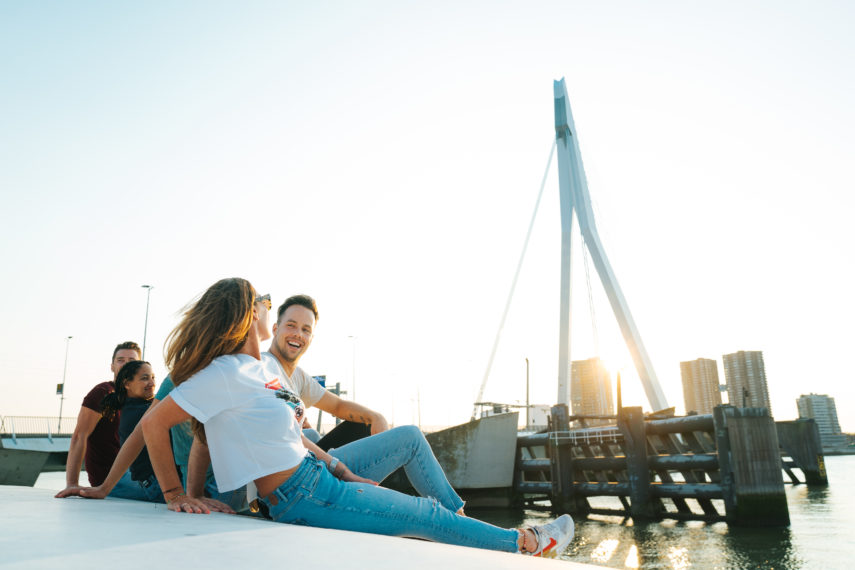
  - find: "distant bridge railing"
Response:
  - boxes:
[0,416,77,442]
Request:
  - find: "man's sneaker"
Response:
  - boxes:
[526,514,574,558]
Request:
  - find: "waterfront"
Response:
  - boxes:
[472,455,854,569]
[36,455,853,568]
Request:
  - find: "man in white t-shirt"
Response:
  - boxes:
[261,294,388,450]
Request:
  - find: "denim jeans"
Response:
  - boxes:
[262,453,519,553]
[108,471,165,503]
[301,427,322,444]
[327,425,465,513]
[178,461,252,514]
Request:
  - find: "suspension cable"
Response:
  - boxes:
[471,140,557,421]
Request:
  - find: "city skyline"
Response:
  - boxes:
[723,351,772,414]
[570,357,614,424]
[680,358,722,416]
[797,393,847,449]
[1,2,853,432]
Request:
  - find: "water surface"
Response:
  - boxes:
[470,455,854,569]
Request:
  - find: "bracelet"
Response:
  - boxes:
[162,485,182,497]
[165,492,187,503]
[327,457,339,475]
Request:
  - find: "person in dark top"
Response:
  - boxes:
[100,359,166,502]
[57,341,146,498]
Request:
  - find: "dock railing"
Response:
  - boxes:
[0,416,77,443]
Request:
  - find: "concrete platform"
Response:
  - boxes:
[0,486,595,568]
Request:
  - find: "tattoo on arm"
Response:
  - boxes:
[345,412,370,424]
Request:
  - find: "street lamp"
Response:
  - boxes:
[141,285,153,359]
[58,336,72,431]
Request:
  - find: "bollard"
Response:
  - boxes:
[715,405,789,526]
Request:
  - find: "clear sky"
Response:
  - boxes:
[2,1,853,431]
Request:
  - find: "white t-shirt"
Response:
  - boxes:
[170,353,307,492]
[261,352,326,408]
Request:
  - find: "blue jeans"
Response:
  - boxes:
[177,461,252,514]
[328,425,465,513]
[108,471,165,503]
[262,453,519,552]
[302,427,322,443]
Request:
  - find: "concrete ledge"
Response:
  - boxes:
[0,486,596,569]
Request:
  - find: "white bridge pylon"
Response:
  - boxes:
[554,77,668,412]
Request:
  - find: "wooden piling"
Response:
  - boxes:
[776,419,828,485]
[715,406,789,526]
[548,404,580,513]
[619,406,657,520]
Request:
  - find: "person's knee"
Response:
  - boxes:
[396,424,426,444]
[302,428,321,443]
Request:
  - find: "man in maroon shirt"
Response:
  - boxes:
[57,341,141,495]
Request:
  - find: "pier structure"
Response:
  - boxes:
[514,404,827,527]
[777,418,829,485]
[0,415,73,485]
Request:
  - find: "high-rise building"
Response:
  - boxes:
[723,350,772,414]
[680,358,722,415]
[570,357,613,424]
[797,393,846,449]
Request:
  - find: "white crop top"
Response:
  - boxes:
[170,353,307,492]
[260,352,327,408]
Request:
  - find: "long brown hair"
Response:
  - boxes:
[164,278,255,441]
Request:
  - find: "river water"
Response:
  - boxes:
[470,454,854,569]
[37,455,854,568]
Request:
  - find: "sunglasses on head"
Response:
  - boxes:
[255,293,271,310]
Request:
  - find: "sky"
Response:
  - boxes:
[1,1,853,432]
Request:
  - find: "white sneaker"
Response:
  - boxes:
[526,514,575,558]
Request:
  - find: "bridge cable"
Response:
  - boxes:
[582,238,609,415]
[471,140,557,421]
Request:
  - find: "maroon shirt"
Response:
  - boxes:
[81,381,120,486]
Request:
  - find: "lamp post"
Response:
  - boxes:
[58,336,72,431]
[141,285,153,359]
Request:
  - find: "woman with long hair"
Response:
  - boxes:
[141,278,574,557]
[100,359,167,502]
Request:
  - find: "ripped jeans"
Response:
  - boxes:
[262,452,519,552]
[327,425,464,513]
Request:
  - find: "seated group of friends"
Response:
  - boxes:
[56,280,574,557]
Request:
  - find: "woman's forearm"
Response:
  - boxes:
[301,434,332,464]
[140,397,187,501]
[142,422,182,499]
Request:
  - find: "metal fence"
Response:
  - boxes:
[0,416,77,439]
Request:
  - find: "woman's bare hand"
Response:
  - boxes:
[338,463,378,486]
[197,497,235,514]
[167,494,213,514]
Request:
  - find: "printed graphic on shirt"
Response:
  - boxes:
[274,387,305,422]
[265,378,283,391]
